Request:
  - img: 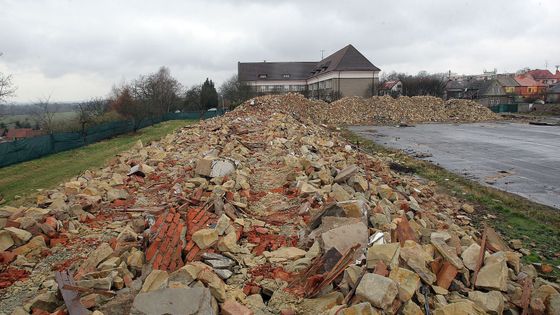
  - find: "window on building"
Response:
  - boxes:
[258,74,267,79]
[282,74,290,79]
[325,80,332,89]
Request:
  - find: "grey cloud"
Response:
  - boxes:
[0,0,559,101]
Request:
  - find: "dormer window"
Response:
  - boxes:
[258,74,267,79]
[282,74,290,78]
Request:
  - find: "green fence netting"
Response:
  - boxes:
[0,110,226,168]
[490,104,518,113]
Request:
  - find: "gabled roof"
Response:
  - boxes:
[467,80,493,95]
[309,44,380,78]
[515,74,546,87]
[461,79,505,98]
[527,69,556,80]
[238,45,380,82]
[381,80,400,90]
[237,61,317,81]
[445,80,469,90]
[496,75,519,87]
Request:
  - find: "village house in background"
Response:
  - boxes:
[444,67,560,111]
[514,73,547,101]
[378,80,402,96]
[5,128,44,141]
[238,44,380,101]
[526,69,559,86]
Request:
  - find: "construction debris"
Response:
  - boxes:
[0,94,556,315]
[243,93,500,126]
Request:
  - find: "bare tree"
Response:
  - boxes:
[109,67,182,131]
[219,74,252,108]
[0,72,17,103]
[75,98,108,135]
[151,66,182,114]
[31,97,56,133]
[129,67,182,114]
[110,84,153,131]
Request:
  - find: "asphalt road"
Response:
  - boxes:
[350,122,560,209]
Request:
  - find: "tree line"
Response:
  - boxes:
[0,66,231,133]
[379,71,446,98]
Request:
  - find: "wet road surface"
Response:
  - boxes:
[350,122,560,209]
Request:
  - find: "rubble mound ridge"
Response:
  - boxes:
[236,93,500,126]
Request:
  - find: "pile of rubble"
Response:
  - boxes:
[0,94,558,315]
[322,96,501,125]
[243,93,500,126]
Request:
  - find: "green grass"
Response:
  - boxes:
[0,112,78,128]
[0,119,195,205]
[343,129,560,277]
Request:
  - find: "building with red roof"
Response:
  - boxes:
[379,80,403,96]
[5,128,44,141]
[514,74,547,100]
[526,69,558,86]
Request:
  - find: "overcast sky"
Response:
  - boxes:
[1,0,559,102]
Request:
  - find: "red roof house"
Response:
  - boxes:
[514,74,547,100]
[379,80,403,96]
[5,128,44,140]
[526,69,558,86]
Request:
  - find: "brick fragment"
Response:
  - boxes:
[221,299,254,315]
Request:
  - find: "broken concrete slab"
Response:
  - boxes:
[355,273,398,309]
[131,287,215,315]
[389,267,420,302]
[468,291,504,315]
[192,228,219,249]
[321,221,368,258]
[140,270,169,293]
[334,165,358,183]
[367,242,400,270]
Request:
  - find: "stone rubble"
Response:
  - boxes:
[0,93,556,315]
[241,93,500,127]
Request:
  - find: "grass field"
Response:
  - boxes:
[0,119,195,205]
[0,112,78,128]
[343,129,560,277]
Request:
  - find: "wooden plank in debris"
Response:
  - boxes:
[63,284,116,297]
[55,270,89,315]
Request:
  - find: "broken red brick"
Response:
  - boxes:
[146,240,161,261]
[221,299,254,315]
[242,284,261,295]
[0,251,16,264]
[436,261,458,290]
[186,246,200,262]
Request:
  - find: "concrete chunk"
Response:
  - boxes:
[131,287,215,315]
[356,273,398,309]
